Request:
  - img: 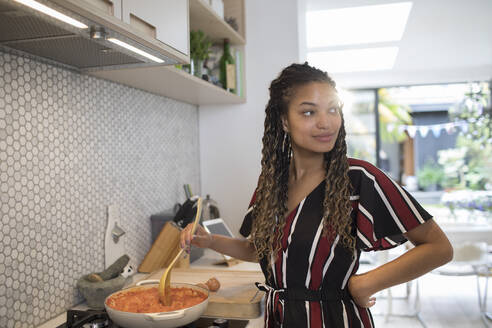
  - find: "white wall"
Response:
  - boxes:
[199,0,300,234]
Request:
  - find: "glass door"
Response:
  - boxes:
[341,89,378,165]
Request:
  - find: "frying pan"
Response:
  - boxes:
[104,280,209,328]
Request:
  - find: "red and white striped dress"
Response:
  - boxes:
[240,158,432,328]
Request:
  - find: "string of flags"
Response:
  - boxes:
[387,121,468,138]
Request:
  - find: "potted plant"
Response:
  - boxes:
[417,161,445,191]
[189,30,212,78]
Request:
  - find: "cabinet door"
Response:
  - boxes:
[78,0,122,19]
[122,0,189,55]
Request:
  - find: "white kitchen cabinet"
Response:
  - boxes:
[121,0,189,55]
[78,0,123,19]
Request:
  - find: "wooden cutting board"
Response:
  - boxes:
[143,267,265,319]
[138,221,189,273]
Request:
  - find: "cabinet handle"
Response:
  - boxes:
[84,0,114,16]
[130,13,157,38]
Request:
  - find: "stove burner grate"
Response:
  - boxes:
[56,308,249,328]
[55,309,117,328]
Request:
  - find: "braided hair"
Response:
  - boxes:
[251,63,355,274]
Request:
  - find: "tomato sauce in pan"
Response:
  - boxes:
[106,287,207,313]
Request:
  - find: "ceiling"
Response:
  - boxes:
[301,0,492,88]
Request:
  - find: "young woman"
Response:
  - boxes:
[180,63,453,327]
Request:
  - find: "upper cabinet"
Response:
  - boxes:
[121,0,189,56]
[0,0,189,69]
[75,0,190,55]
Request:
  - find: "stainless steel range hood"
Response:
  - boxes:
[0,0,188,71]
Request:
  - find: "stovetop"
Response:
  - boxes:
[56,309,250,328]
[55,310,119,328]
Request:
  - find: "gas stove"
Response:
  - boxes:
[55,310,118,328]
[56,309,250,328]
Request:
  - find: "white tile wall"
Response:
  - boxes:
[0,50,200,327]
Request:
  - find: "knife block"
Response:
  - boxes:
[150,212,204,264]
[138,221,189,273]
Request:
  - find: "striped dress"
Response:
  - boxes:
[239,158,432,328]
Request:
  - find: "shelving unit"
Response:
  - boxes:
[189,0,245,45]
[89,0,246,106]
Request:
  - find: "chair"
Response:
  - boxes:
[432,242,490,327]
[474,263,492,327]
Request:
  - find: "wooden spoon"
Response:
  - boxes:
[158,196,202,305]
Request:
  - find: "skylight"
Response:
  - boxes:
[307,47,399,73]
[306,2,413,48]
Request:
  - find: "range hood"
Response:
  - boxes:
[0,0,187,71]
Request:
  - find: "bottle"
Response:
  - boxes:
[219,38,236,93]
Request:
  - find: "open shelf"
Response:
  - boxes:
[89,65,245,106]
[189,0,245,45]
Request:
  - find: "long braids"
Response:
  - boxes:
[251,63,355,277]
[322,122,355,250]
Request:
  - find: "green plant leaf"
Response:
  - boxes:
[190,30,212,61]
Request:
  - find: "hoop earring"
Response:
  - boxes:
[282,132,290,153]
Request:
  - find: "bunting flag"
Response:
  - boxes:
[445,122,455,134]
[407,125,418,138]
[419,125,430,137]
[394,121,468,138]
[431,125,442,137]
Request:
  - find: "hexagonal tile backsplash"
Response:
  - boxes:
[0,50,200,328]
